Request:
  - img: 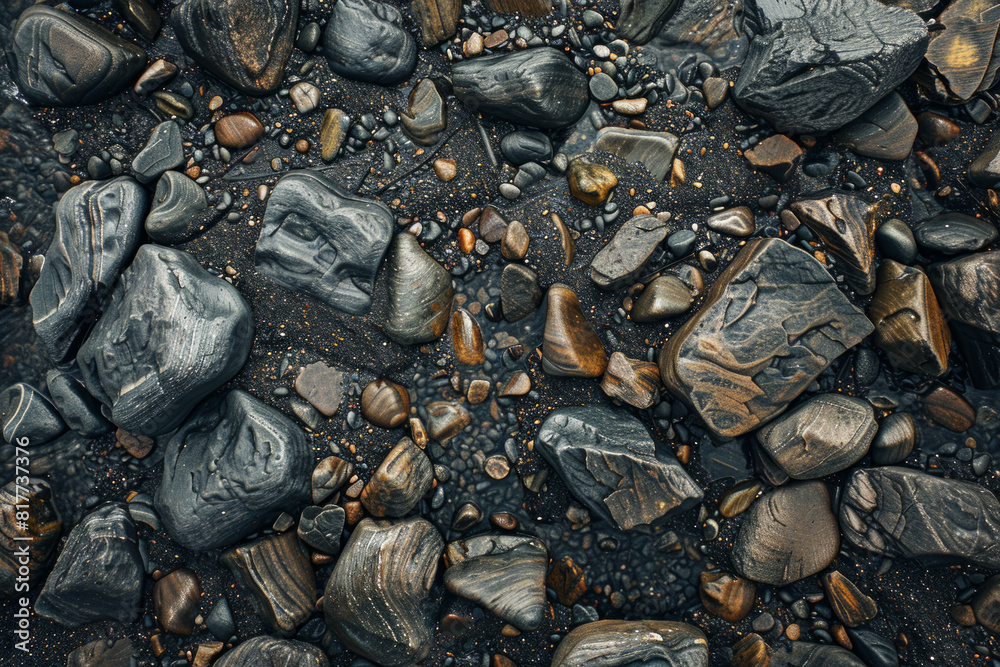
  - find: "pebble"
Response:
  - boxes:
[611,98,648,115]
[599,352,660,409]
[706,206,755,237]
[433,158,458,181]
[500,130,553,165]
[567,160,617,205]
[631,275,693,322]
[320,108,351,161]
[361,378,410,428]
[361,438,433,517]
[214,113,265,150]
[588,72,618,102]
[145,171,209,244]
[132,121,184,184]
[290,82,321,114]
[914,212,998,255]
[153,569,202,635]
[384,233,455,345]
[875,218,917,264]
[542,285,608,377]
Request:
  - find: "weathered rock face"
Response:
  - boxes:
[453,49,590,129]
[322,0,416,85]
[590,215,670,291]
[35,504,143,628]
[733,0,928,134]
[77,245,254,436]
[659,238,873,438]
[836,92,917,161]
[552,620,709,667]
[790,193,876,295]
[757,394,876,479]
[324,517,444,667]
[214,637,329,667]
[30,177,148,364]
[169,0,298,96]
[536,406,703,531]
[256,172,393,315]
[7,6,147,106]
[841,467,1000,568]
[145,171,210,245]
[155,390,311,551]
[0,480,60,597]
[731,482,840,585]
[46,369,111,437]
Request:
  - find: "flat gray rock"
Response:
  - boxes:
[0,382,66,445]
[145,171,210,244]
[590,215,670,291]
[46,369,111,438]
[593,127,679,181]
[132,121,183,184]
[323,0,416,85]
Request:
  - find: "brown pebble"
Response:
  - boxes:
[699,570,757,622]
[410,417,428,447]
[822,570,878,627]
[479,205,509,242]
[295,139,310,153]
[551,212,575,265]
[451,308,485,365]
[117,428,154,458]
[542,285,608,378]
[951,603,977,626]
[731,633,771,667]
[192,642,223,667]
[499,370,531,397]
[719,479,762,518]
[923,385,976,432]
[745,134,802,182]
[484,454,510,480]
[785,623,800,640]
[433,157,457,181]
[361,378,410,429]
[832,623,852,649]
[484,29,509,48]
[501,220,529,260]
[917,112,960,146]
[214,112,264,149]
[599,351,660,409]
[467,379,490,404]
[500,624,521,637]
[547,556,586,606]
[458,227,476,254]
[489,512,518,531]
[611,98,647,115]
[153,568,202,636]
[567,160,617,205]
[344,501,364,526]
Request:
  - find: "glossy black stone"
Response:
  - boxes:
[322,0,417,85]
[500,130,554,165]
[914,213,998,255]
[145,171,210,244]
[131,121,183,184]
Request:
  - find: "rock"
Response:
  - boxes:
[499,371,532,397]
[551,211,576,265]
[135,62,178,97]
[923,0,1000,102]
[790,193,876,295]
[699,571,756,622]
[323,0,416,85]
[220,531,316,635]
[922,384,975,432]
[846,629,899,667]
[256,172,393,315]
[479,206,509,243]
[617,0,683,44]
[453,49,589,129]
[0,383,66,444]
[590,214,669,290]
[744,134,802,182]
[548,556,587,606]
[0,232,21,308]
[433,158,457,181]
[836,92,917,160]
[452,308,485,365]
[156,390,311,551]
[113,0,161,41]
[361,438,433,517]
[384,233,455,344]
[77,245,252,436]
[870,412,916,465]
[732,0,928,134]
[170,0,297,96]
[426,401,471,442]
[361,379,410,428]
[145,171,209,244]
[536,406,702,530]
[612,98,648,115]
[841,466,1000,567]
[294,362,343,416]
[632,275,693,322]
[707,207,755,237]
[36,504,143,628]
[66,639,134,667]
[444,534,547,630]
[8,6,146,106]
[401,79,447,146]
[929,251,1000,388]
[412,0,461,45]
[769,642,865,666]
[501,264,543,322]
[731,634,772,667]
[501,130,553,165]
[132,121,183,184]
[731,482,840,586]
[501,221,530,260]
[593,127,680,180]
[599,351,661,409]
[875,218,917,264]
[289,81,320,114]
[312,456,354,504]
[297,505,345,555]
[205,597,236,641]
[973,575,1000,633]
[320,108,351,160]
[324,517,443,666]
[552,620,708,667]
[46,369,111,437]
[913,213,998,255]
[660,238,873,438]
[452,502,484,531]
[542,285,609,377]
[0,480,60,596]
[589,72,619,102]
[153,568,202,635]
[484,0,551,15]
[214,112,265,150]
[30,177,147,363]
[917,112,960,145]
[868,260,951,375]
[970,133,1000,187]
[757,394,876,479]
[214,636,329,667]
[822,570,878,627]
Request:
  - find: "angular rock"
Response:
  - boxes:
[7,6,147,106]
[153,568,202,635]
[360,438,433,517]
[31,177,147,363]
[699,570,757,622]
[733,0,928,134]
[426,401,471,442]
[134,59,178,96]
[297,505,346,555]
[744,134,802,182]
[536,406,703,530]
[567,160,618,205]
[452,308,485,365]
[914,213,998,255]
[170,0,298,96]
[46,369,111,437]
[256,171,393,315]
[659,238,873,438]
[836,92,917,161]
[590,214,669,290]
[599,351,661,409]
[35,504,143,628]
[412,0,461,46]
[593,127,679,181]
[401,79,447,146]
[731,482,840,585]
[501,264,543,322]
[790,193,876,295]
[0,480,60,596]
[0,383,66,445]
[632,275,693,322]
[312,456,354,504]
[324,517,444,666]
[453,49,589,129]
[444,534,547,630]
[294,362,343,416]
[214,637,329,667]
[923,0,1000,102]
[542,285,609,377]
[970,133,1000,187]
[77,245,253,436]
[552,620,708,667]
[617,0,683,45]
[132,121,183,184]
[146,171,209,245]
[156,390,311,551]
[384,233,454,344]
[323,0,416,85]
[822,570,878,627]
[0,232,21,308]
[478,206,509,243]
[841,467,1000,567]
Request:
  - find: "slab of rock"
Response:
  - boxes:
[552,620,709,667]
[384,233,455,344]
[0,383,66,445]
[215,637,329,667]
[914,212,998,255]
[295,362,343,416]
[841,466,1000,567]
[733,0,928,134]
[590,215,670,290]
[35,504,143,628]
[156,390,311,551]
[593,127,679,180]
[923,0,1000,102]
[297,505,346,555]
[324,517,443,667]
[836,92,917,160]
[790,193,876,295]
[659,238,873,438]
[256,172,393,316]
[536,406,702,530]
[744,134,802,182]
[30,177,147,363]
[731,482,840,585]
[360,438,433,517]
[323,0,416,85]
[77,245,253,436]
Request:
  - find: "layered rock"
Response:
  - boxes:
[552,620,709,667]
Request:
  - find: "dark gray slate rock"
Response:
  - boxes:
[215,636,329,667]
[552,620,708,667]
[876,217,917,264]
[453,48,589,129]
[847,629,900,667]
[536,406,702,531]
[617,0,683,45]
[35,503,143,628]
[733,0,928,134]
[590,215,670,291]
[790,192,876,295]
[323,0,416,85]
[0,382,66,444]
[297,505,346,555]
[169,0,298,96]
[30,177,147,364]
[46,369,111,438]
[836,92,917,161]
[501,263,543,323]
[384,233,455,345]
[914,213,998,255]
[770,642,865,666]
[256,171,393,316]
[156,390,311,551]
[77,245,254,436]
[7,5,146,106]
[841,466,1000,567]
[324,517,444,667]
[145,171,209,244]
[501,130,553,165]
[593,127,679,181]
[132,121,183,184]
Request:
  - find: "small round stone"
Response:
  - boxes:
[589,72,618,102]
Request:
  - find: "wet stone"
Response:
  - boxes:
[869,412,916,465]
[0,480,60,596]
[568,160,618,205]
[0,383,66,445]
[289,81,320,115]
[361,438,433,517]
[215,112,265,150]
[744,134,802,182]
[426,401,471,442]
[501,264,543,323]
[536,406,703,530]
[612,98,648,115]
[499,371,531,397]
[153,568,202,636]
[479,206,509,243]
[323,0,416,85]
[923,0,1000,102]
[731,634,771,667]
[320,108,351,161]
[361,378,410,428]
[790,192,876,295]
[707,206,755,237]
[256,172,393,315]
[46,369,111,437]
[969,133,1000,187]
[501,130,553,165]
[822,570,878,627]
[297,505,346,555]
[501,220,530,260]
[617,0,684,44]
[599,351,661,409]
[593,127,680,181]
[402,79,447,146]
[312,456,354,504]
[384,233,455,344]
[590,214,669,290]
[0,232,22,308]
[542,285,609,377]
[452,309,485,365]
[214,636,328,667]
[922,384,975,432]
[145,171,209,245]
[875,218,917,264]
[411,0,461,46]
[552,620,709,667]
[589,72,618,102]
[295,362,343,416]
[917,111,960,145]
[769,642,865,666]
[699,571,756,622]
[836,92,917,161]
[913,213,998,255]
[132,121,183,184]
